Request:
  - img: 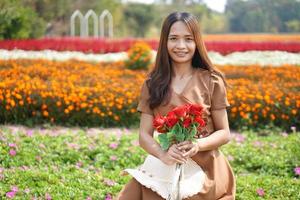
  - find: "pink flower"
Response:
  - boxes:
[35,156,42,161]
[234,134,246,143]
[105,194,113,200]
[45,193,52,200]
[6,191,16,198]
[8,143,17,148]
[11,186,18,192]
[20,165,29,171]
[110,155,118,161]
[256,188,265,196]
[88,144,95,150]
[227,155,234,161]
[9,149,16,156]
[131,140,139,147]
[294,167,300,176]
[281,131,288,137]
[76,162,83,168]
[253,141,263,147]
[26,130,33,137]
[86,197,92,200]
[24,188,30,194]
[0,167,4,173]
[66,142,80,150]
[109,142,119,149]
[0,174,4,180]
[103,178,116,186]
[39,143,46,149]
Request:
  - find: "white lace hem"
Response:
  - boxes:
[123,155,206,199]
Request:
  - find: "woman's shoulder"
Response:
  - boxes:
[194,67,223,82]
[194,67,212,84]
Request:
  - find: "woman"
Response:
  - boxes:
[117,12,236,200]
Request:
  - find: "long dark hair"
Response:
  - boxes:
[146,12,228,110]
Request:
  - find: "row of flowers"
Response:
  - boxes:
[1,49,300,66]
[0,59,299,129]
[0,37,299,54]
[201,34,300,42]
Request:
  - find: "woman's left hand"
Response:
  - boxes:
[177,140,200,158]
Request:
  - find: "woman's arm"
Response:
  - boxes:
[178,108,231,157]
[139,113,187,164]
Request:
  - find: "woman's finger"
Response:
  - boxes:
[169,150,187,162]
[178,143,193,151]
[183,147,196,157]
[177,141,191,146]
[171,146,185,155]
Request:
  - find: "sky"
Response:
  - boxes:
[122,0,228,13]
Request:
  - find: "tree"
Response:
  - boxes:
[123,3,155,37]
[0,0,46,39]
[225,0,300,33]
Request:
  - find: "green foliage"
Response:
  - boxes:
[226,0,300,33]
[123,3,155,37]
[0,126,299,199]
[0,0,46,39]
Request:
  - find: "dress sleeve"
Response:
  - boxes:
[137,80,154,115]
[210,73,230,111]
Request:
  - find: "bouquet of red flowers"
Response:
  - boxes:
[153,103,207,151]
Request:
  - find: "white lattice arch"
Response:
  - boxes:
[70,10,84,37]
[84,9,98,37]
[70,9,113,38]
[99,9,113,38]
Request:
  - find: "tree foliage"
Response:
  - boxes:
[0,0,46,39]
[0,0,299,39]
[226,0,300,33]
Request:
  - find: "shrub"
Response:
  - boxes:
[124,42,152,70]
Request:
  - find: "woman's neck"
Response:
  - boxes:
[171,62,194,79]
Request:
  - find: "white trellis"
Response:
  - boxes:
[84,10,98,37]
[99,9,113,38]
[70,9,113,38]
[70,10,84,37]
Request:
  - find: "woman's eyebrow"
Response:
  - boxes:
[168,34,193,37]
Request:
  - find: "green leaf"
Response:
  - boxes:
[190,124,197,138]
[158,134,170,150]
[175,128,185,142]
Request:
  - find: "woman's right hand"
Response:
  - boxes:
[160,144,187,165]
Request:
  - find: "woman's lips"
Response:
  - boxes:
[174,52,188,57]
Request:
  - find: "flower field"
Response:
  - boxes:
[0,126,299,199]
[0,35,300,54]
[0,59,299,130]
[0,34,300,199]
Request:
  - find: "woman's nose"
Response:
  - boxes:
[175,39,186,49]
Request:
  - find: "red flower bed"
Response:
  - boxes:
[0,37,299,54]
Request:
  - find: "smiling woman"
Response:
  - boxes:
[117,12,235,200]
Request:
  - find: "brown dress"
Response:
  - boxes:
[117,68,236,200]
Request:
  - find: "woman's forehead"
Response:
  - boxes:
[168,21,193,36]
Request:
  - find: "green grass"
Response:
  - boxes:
[0,125,299,199]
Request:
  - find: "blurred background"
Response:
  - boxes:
[0,0,299,39]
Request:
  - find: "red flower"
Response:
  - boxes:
[189,104,204,116]
[172,105,188,118]
[194,115,206,127]
[182,117,192,128]
[153,115,167,133]
[166,111,179,128]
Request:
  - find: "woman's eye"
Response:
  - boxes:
[186,38,194,41]
[169,37,176,40]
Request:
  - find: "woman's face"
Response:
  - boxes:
[167,21,196,65]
